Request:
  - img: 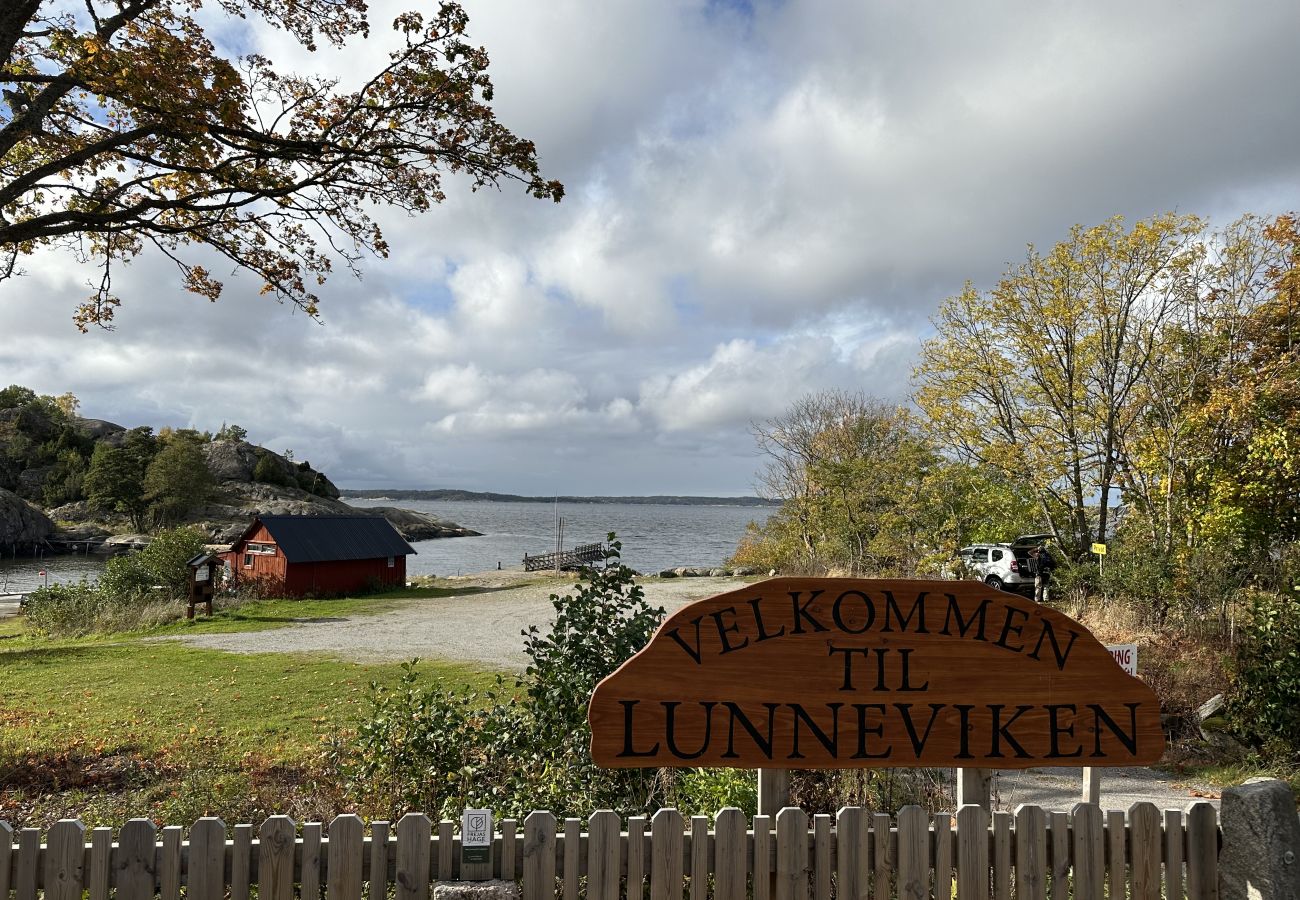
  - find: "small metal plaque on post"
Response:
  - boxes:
[461,809,492,867]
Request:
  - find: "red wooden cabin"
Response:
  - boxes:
[221,515,416,597]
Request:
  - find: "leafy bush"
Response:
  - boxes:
[23,580,106,635]
[99,527,208,602]
[335,537,671,819]
[25,528,211,635]
[1227,590,1300,755]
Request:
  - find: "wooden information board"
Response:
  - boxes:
[589,577,1162,769]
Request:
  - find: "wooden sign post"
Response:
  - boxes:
[590,578,1162,780]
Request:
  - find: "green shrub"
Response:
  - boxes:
[335,536,670,819]
[25,528,210,635]
[1228,590,1300,755]
[23,580,106,636]
[252,453,291,487]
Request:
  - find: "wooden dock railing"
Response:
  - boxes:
[523,542,606,572]
[0,802,1221,900]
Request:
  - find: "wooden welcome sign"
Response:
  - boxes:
[589,578,1162,769]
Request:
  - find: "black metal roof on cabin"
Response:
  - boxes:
[254,515,416,563]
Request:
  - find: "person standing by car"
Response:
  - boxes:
[1032,541,1055,603]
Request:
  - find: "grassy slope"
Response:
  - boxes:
[0,590,501,827]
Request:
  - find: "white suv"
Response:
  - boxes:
[955,543,1034,594]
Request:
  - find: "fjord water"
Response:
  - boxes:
[346,498,770,576]
[0,500,773,592]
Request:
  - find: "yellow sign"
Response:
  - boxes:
[1092,543,1107,555]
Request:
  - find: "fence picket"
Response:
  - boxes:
[562,818,580,900]
[835,808,864,900]
[159,825,183,900]
[117,819,157,900]
[956,805,989,900]
[437,820,454,882]
[259,816,297,900]
[992,811,1012,900]
[88,826,112,900]
[43,819,85,900]
[395,814,432,900]
[187,818,226,900]
[1185,802,1218,900]
[813,814,832,900]
[1106,810,1126,900]
[753,814,773,900]
[897,806,928,900]
[231,823,253,900]
[1048,812,1069,900]
[14,827,38,900]
[0,821,10,900]
[1014,806,1047,900]
[716,808,747,900]
[370,821,391,900]
[522,812,556,900]
[650,809,684,900]
[1070,804,1104,900]
[626,816,647,900]
[302,822,323,900]
[588,811,621,900]
[328,815,365,900]
[500,818,517,881]
[934,813,953,900]
[1164,809,1184,900]
[689,816,709,900]
[1129,803,1161,900]
[871,812,892,900]
[776,807,809,900]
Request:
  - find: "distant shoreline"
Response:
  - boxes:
[340,489,779,507]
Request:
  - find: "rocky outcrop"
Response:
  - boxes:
[360,505,481,541]
[76,418,125,440]
[203,440,340,500]
[0,488,54,548]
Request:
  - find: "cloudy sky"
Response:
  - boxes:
[2,0,1298,494]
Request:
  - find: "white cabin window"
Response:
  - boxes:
[387,556,395,568]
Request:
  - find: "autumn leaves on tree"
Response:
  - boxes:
[0,0,562,328]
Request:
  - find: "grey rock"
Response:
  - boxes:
[75,417,125,440]
[0,488,54,547]
[46,500,92,523]
[360,505,482,541]
[1218,778,1300,900]
[684,566,713,577]
[731,566,759,576]
[433,881,519,900]
[658,569,679,578]
[709,568,729,577]
[104,533,152,548]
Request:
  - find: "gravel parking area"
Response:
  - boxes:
[170,572,744,670]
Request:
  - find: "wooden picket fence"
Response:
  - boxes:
[0,801,1220,900]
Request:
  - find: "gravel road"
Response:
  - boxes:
[171,572,742,670]
[167,571,1220,810]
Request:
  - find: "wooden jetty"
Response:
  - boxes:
[523,541,605,572]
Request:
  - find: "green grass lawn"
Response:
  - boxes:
[0,587,504,828]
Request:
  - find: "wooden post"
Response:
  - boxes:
[957,768,992,810]
[1082,767,1101,804]
[759,769,790,816]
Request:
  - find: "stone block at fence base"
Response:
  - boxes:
[1219,778,1300,900]
[433,881,520,900]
